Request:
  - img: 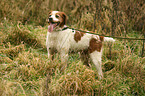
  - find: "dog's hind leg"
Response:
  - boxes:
[90,51,103,80]
[80,50,90,67]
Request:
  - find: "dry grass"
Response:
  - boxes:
[49,62,100,95]
[0,0,145,95]
[0,44,24,60]
[0,0,144,33]
[4,23,44,48]
[1,22,144,95]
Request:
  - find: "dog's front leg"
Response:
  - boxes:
[46,34,51,59]
[59,49,69,72]
[47,47,51,59]
[47,48,56,61]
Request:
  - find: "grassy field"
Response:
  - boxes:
[0,0,145,95]
[0,20,145,96]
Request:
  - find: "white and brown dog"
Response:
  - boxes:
[46,11,115,79]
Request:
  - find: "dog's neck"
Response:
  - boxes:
[61,25,69,31]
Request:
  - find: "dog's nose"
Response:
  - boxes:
[49,17,53,22]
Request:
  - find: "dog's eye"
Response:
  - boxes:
[56,15,59,18]
[49,15,51,17]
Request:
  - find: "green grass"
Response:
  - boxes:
[0,22,145,96]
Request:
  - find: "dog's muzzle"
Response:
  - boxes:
[48,17,53,23]
[48,18,60,32]
[48,17,60,25]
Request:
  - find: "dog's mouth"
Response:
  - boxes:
[48,22,60,32]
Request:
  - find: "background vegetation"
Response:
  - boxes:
[0,0,145,95]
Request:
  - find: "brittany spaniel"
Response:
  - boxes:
[46,11,115,79]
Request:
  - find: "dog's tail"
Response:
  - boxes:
[93,35,115,42]
[103,37,115,42]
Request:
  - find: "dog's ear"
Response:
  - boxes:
[59,12,67,27]
[62,12,67,25]
[48,11,52,16]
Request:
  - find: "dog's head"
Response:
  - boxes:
[48,11,67,32]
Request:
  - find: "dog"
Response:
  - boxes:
[46,11,115,79]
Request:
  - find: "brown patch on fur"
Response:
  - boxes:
[89,38,102,53]
[99,36,104,41]
[48,11,52,15]
[56,12,67,27]
[74,31,85,42]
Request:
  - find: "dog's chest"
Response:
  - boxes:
[47,29,72,49]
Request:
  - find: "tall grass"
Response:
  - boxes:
[0,0,145,95]
[0,0,144,33]
[0,21,145,95]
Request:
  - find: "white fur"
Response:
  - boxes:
[46,29,92,53]
[104,37,115,42]
[49,11,59,22]
[90,50,103,79]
